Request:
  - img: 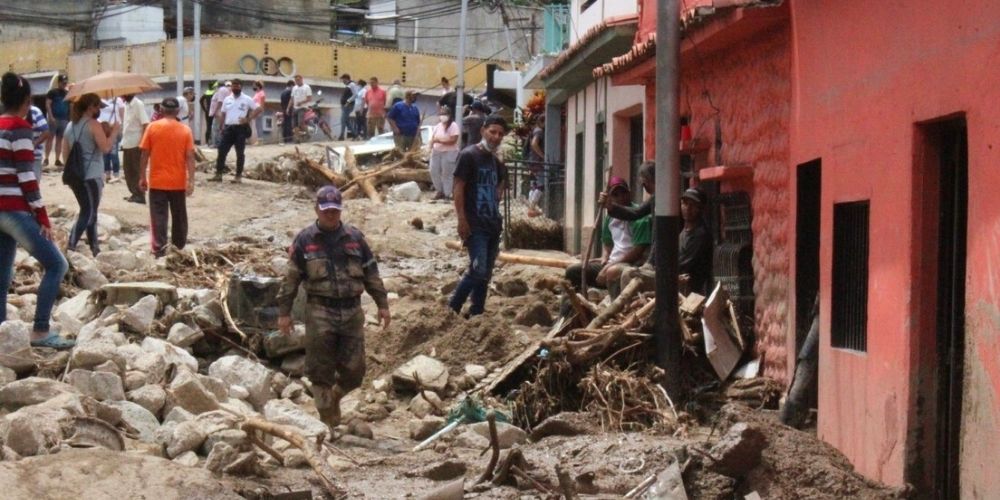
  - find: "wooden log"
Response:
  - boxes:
[293,148,348,186]
[620,299,656,330]
[559,281,596,325]
[344,148,382,203]
[587,277,643,329]
[370,168,431,187]
[444,240,574,269]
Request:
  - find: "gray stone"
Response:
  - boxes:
[0,366,15,387]
[269,256,289,275]
[408,416,446,441]
[280,382,304,400]
[93,360,120,375]
[514,302,553,327]
[194,410,242,436]
[0,377,79,410]
[191,303,224,330]
[372,377,391,392]
[129,352,168,385]
[66,369,125,401]
[201,429,249,455]
[106,400,159,443]
[167,420,208,458]
[0,400,74,456]
[172,450,200,467]
[0,320,34,373]
[197,374,229,401]
[464,364,488,381]
[263,327,306,358]
[392,355,449,393]
[54,291,99,334]
[204,442,238,473]
[529,412,596,441]
[166,323,204,348]
[164,406,195,425]
[452,428,489,449]
[208,355,274,409]
[96,213,121,234]
[228,384,250,400]
[128,384,167,417]
[68,251,109,290]
[99,282,177,308]
[70,343,125,371]
[141,337,197,372]
[124,371,147,391]
[347,420,374,440]
[219,398,255,416]
[77,323,126,347]
[708,422,768,477]
[168,370,220,414]
[283,449,308,468]
[409,392,444,419]
[470,421,527,449]
[280,353,305,376]
[121,295,160,334]
[263,399,327,437]
[223,451,259,476]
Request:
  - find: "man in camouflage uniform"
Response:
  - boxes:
[277,185,391,432]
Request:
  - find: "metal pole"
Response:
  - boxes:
[193,1,201,143]
[654,0,682,398]
[454,0,469,143]
[176,0,183,96]
[413,18,419,52]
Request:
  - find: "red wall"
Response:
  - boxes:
[790,0,1000,491]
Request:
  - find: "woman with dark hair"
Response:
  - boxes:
[0,72,71,349]
[428,105,460,200]
[62,92,118,256]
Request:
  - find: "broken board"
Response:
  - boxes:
[702,283,742,381]
[481,314,576,397]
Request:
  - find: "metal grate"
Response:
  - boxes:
[712,192,754,330]
[831,201,869,351]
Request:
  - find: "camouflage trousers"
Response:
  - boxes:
[305,305,366,428]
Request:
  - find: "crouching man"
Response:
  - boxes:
[276,185,391,433]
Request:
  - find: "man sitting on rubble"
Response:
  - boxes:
[275,185,391,435]
[564,176,651,302]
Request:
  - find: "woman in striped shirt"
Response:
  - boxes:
[0,72,71,350]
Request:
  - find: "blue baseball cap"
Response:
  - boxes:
[316,185,343,211]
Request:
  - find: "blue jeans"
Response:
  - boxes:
[448,229,501,316]
[0,212,68,332]
[68,178,103,255]
[103,136,120,175]
[339,108,354,139]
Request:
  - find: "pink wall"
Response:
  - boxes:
[790,0,1000,491]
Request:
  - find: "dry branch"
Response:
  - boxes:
[241,417,343,498]
[344,148,381,203]
[476,411,501,485]
[586,277,643,329]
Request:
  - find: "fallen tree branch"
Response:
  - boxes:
[248,430,284,466]
[344,148,382,203]
[476,411,501,485]
[241,417,343,498]
[587,277,642,329]
[216,274,247,341]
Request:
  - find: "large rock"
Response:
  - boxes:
[168,370,220,414]
[409,392,444,418]
[70,342,125,371]
[0,320,34,373]
[464,364,488,381]
[0,377,79,410]
[529,412,596,441]
[128,384,167,417]
[96,250,150,273]
[68,251,109,290]
[392,355,449,393]
[0,400,74,456]
[98,282,178,308]
[262,327,306,358]
[708,422,768,477]
[166,420,208,458]
[129,351,168,385]
[409,416,446,441]
[263,399,327,437]
[121,295,160,334]
[191,303,224,329]
[107,400,160,443]
[66,369,125,402]
[0,448,244,499]
[167,322,203,348]
[53,291,98,336]
[76,323,126,347]
[0,366,16,387]
[208,356,273,409]
[470,421,527,449]
[204,441,238,473]
[201,429,249,455]
[96,213,121,235]
[141,337,198,372]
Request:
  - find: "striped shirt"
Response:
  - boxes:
[27,106,48,161]
[0,115,50,228]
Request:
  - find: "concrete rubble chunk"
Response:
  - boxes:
[409,392,444,419]
[197,374,229,401]
[99,282,178,308]
[201,429,249,455]
[96,213,121,234]
[124,371,147,391]
[464,364,488,381]
[106,400,159,444]
[172,450,200,467]
[121,295,160,334]
[393,355,449,393]
[452,428,489,449]
[0,320,34,373]
[167,322,204,348]
[280,382,304,400]
[141,337,198,372]
[0,366,16,387]
[470,421,527,449]
[263,327,306,358]
[204,441,238,473]
[408,416,446,441]
[263,399,327,437]
[169,369,220,414]
[191,303,224,329]
[127,384,167,417]
[708,422,768,477]
[0,377,79,410]
[194,410,243,436]
[164,407,195,425]
[167,420,208,458]
[68,251,109,290]
[77,324,126,347]
[66,369,126,402]
[0,403,71,456]
[208,355,274,409]
[54,291,99,333]
[389,181,422,201]
[70,342,125,371]
[129,352,168,385]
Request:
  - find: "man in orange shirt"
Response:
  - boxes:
[364,76,388,138]
[138,97,195,258]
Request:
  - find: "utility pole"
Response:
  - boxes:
[176,0,184,96]
[654,0,682,398]
[193,0,201,143]
[454,0,470,144]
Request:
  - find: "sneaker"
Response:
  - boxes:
[230,176,242,184]
[54,160,63,167]
[208,174,224,182]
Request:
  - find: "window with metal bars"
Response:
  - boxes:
[831,200,869,351]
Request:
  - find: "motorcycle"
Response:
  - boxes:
[294,93,334,143]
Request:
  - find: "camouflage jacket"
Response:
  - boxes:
[276,222,389,315]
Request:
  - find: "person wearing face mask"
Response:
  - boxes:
[210,79,262,184]
[448,116,510,317]
[386,90,421,152]
[428,105,460,200]
[62,93,118,256]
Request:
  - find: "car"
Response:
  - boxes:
[327,125,433,173]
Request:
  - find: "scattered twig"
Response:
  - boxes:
[476,411,501,485]
[216,274,248,341]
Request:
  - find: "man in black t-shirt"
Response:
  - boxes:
[279,80,294,144]
[448,116,509,317]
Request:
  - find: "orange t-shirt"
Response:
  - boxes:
[139,118,194,190]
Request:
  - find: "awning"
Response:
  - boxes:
[538,17,638,104]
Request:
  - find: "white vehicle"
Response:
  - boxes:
[327,126,433,173]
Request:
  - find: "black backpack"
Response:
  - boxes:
[62,121,88,186]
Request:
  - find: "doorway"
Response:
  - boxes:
[796,160,822,354]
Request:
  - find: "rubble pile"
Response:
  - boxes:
[505,201,564,250]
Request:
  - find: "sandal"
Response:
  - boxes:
[30,332,76,350]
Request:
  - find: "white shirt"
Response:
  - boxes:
[177,96,192,122]
[99,97,124,125]
[292,83,312,109]
[121,97,150,149]
[210,86,232,117]
[354,87,368,114]
[607,218,635,263]
[220,93,258,125]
